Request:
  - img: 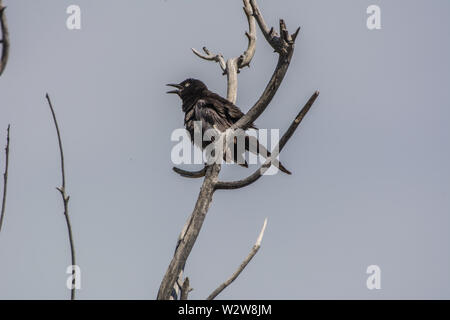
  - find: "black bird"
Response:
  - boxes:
[167,78,291,174]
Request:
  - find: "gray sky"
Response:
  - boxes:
[0,0,450,299]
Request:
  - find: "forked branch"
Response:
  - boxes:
[191,0,256,104]
[0,0,10,76]
[46,94,76,300]
[249,0,300,54]
[192,0,256,72]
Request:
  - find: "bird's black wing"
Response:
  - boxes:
[203,93,257,130]
[194,99,231,132]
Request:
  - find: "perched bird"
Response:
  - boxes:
[167,78,291,174]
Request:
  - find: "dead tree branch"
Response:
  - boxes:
[207,218,267,300]
[0,0,10,76]
[238,0,257,69]
[158,0,316,300]
[157,164,221,300]
[0,124,10,233]
[249,0,300,54]
[192,47,226,73]
[46,94,76,300]
[191,0,256,104]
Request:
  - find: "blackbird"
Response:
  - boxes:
[167,78,291,174]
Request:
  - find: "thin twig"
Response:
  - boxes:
[0,124,10,233]
[207,218,268,300]
[215,91,319,190]
[46,93,76,300]
[192,47,226,73]
[0,0,10,76]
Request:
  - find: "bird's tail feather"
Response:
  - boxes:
[245,135,292,175]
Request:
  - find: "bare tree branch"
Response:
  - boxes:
[0,0,10,76]
[191,0,257,104]
[238,0,257,69]
[234,51,295,130]
[46,94,76,300]
[232,5,301,130]
[249,0,300,53]
[172,166,207,179]
[157,164,221,300]
[191,47,226,73]
[215,91,319,190]
[0,124,10,233]
[207,218,268,300]
[248,0,272,43]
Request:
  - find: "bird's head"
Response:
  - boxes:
[166,78,207,100]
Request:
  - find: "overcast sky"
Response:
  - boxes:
[0,0,450,299]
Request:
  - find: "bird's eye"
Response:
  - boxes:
[185,83,190,87]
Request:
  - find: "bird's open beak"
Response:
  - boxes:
[166,83,183,95]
